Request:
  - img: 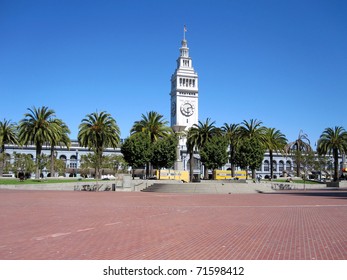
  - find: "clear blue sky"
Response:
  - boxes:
[1,0,346,145]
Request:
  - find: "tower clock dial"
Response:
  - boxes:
[180,101,194,116]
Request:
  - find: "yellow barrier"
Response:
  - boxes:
[213,170,247,180]
[156,170,189,182]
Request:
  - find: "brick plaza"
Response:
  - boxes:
[0,189,346,260]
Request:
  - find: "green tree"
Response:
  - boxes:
[285,130,312,177]
[131,111,170,142]
[49,119,70,177]
[80,153,98,177]
[18,106,61,179]
[130,111,170,177]
[78,111,120,179]
[235,137,265,179]
[199,135,229,178]
[186,128,199,182]
[53,158,67,177]
[238,119,266,179]
[104,154,128,174]
[187,118,221,180]
[317,126,347,182]
[0,119,19,176]
[222,123,240,177]
[151,134,178,174]
[263,127,287,178]
[12,153,35,178]
[121,133,152,178]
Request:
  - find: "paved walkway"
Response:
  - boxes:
[0,189,346,260]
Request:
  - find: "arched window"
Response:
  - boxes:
[272,160,277,172]
[70,155,77,169]
[264,160,270,172]
[59,155,67,161]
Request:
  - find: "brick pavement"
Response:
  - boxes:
[0,189,346,260]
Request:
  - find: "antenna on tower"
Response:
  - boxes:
[183,25,187,40]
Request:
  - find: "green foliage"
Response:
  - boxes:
[53,158,67,176]
[18,106,62,179]
[48,118,70,176]
[187,118,221,179]
[130,111,170,143]
[199,135,228,171]
[263,127,287,178]
[80,153,128,176]
[151,134,178,169]
[317,126,347,181]
[222,123,240,177]
[121,133,152,169]
[11,153,35,176]
[78,111,120,179]
[103,154,128,173]
[235,137,265,178]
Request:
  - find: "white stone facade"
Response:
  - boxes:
[170,38,199,130]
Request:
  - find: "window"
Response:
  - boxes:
[264,160,269,172]
[70,155,77,169]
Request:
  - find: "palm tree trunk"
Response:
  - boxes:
[333,148,339,181]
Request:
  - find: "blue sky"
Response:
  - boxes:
[1,0,346,145]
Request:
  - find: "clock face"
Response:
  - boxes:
[180,101,194,116]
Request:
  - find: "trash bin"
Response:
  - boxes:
[112,184,116,191]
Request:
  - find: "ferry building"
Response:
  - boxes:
[2,29,339,179]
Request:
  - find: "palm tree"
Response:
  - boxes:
[131,111,170,142]
[239,119,266,140]
[0,119,19,176]
[317,126,347,182]
[263,127,287,179]
[285,130,312,177]
[18,106,61,179]
[222,123,240,177]
[187,118,221,179]
[49,119,71,177]
[130,111,170,177]
[238,119,266,179]
[78,111,120,179]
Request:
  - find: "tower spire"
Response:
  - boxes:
[183,25,187,40]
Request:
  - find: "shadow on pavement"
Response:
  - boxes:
[262,189,347,199]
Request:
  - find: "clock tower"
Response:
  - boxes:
[170,29,199,130]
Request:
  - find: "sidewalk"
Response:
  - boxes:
[0,189,346,260]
